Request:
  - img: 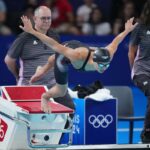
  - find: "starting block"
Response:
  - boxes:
[0,85,74,149]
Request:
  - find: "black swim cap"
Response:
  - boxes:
[93,47,111,64]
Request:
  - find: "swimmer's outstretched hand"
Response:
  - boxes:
[19,16,35,34]
[125,17,138,33]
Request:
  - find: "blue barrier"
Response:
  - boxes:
[66,98,117,145]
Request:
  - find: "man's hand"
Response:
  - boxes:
[30,66,43,83]
[125,17,138,33]
[19,16,34,34]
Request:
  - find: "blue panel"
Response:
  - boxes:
[0,35,16,85]
[72,98,85,144]
[85,99,117,144]
[57,98,85,145]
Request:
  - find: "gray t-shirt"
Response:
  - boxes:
[7,30,60,88]
[130,24,150,78]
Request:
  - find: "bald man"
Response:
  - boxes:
[4,6,75,111]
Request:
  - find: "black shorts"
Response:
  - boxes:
[54,53,68,85]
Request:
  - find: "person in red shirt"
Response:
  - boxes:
[42,0,76,34]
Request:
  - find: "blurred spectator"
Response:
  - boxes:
[4,0,26,12]
[23,0,38,18]
[28,0,38,7]
[23,6,35,19]
[41,0,76,34]
[82,7,111,35]
[122,1,136,21]
[4,1,26,34]
[112,18,123,35]
[0,0,12,35]
[76,0,97,23]
[4,0,38,34]
[112,0,137,35]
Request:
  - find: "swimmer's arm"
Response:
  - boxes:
[30,55,55,83]
[20,16,78,60]
[31,30,76,59]
[106,17,138,57]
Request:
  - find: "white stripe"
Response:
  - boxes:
[58,144,150,149]
[118,128,143,132]
[18,58,24,85]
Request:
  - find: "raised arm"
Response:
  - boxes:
[106,17,138,57]
[19,16,77,60]
[30,55,55,83]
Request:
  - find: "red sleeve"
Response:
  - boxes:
[63,0,73,13]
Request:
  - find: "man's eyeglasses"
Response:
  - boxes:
[40,16,51,21]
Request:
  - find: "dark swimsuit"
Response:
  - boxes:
[54,40,91,84]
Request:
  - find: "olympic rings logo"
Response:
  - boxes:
[88,114,113,128]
